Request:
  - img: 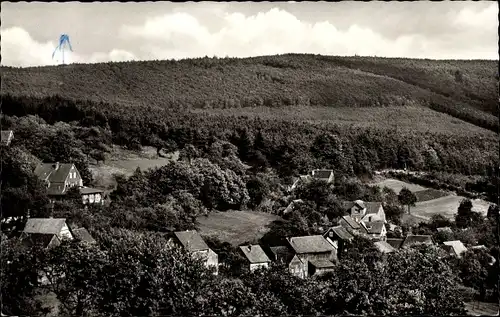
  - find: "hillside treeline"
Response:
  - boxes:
[2,54,498,131]
[2,94,498,180]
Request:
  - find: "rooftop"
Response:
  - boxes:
[287,235,336,254]
[173,230,209,252]
[309,259,336,268]
[240,245,271,264]
[443,240,468,256]
[23,218,67,235]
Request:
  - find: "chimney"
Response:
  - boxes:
[247,245,252,251]
[53,162,60,170]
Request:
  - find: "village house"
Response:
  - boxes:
[239,244,271,272]
[436,227,453,233]
[386,238,405,250]
[442,240,467,258]
[338,215,362,233]
[34,162,83,198]
[323,225,353,257]
[21,218,73,249]
[169,230,218,275]
[287,235,337,279]
[80,187,105,205]
[343,200,387,223]
[282,199,304,215]
[288,169,334,191]
[1,130,14,146]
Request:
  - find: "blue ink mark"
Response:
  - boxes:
[52,34,73,64]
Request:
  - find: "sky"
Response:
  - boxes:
[1,1,498,67]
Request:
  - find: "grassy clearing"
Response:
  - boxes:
[414,188,450,202]
[373,178,492,222]
[90,146,178,189]
[196,210,281,246]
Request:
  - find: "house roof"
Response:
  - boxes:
[34,163,74,183]
[47,183,67,196]
[1,130,13,145]
[23,218,67,235]
[309,259,336,268]
[441,244,455,255]
[340,215,361,230]
[436,227,453,233]
[326,226,354,241]
[287,235,336,254]
[311,169,334,180]
[443,240,467,256]
[72,228,96,244]
[386,238,405,249]
[240,245,271,264]
[402,235,434,248]
[22,233,60,249]
[470,245,487,250]
[375,241,396,253]
[354,200,366,209]
[362,221,385,234]
[173,230,209,252]
[79,187,104,195]
[365,202,383,215]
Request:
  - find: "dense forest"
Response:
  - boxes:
[1,54,499,316]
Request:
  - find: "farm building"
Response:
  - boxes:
[401,235,434,249]
[323,225,353,257]
[442,240,468,257]
[360,221,387,241]
[287,235,337,279]
[374,241,396,253]
[267,245,294,264]
[239,244,271,271]
[343,200,387,223]
[169,230,218,275]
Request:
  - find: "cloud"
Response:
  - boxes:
[121,7,498,61]
[1,27,137,67]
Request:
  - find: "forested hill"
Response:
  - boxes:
[2,54,498,131]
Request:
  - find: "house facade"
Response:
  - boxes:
[345,200,386,223]
[239,245,271,272]
[360,221,387,241]
[323,226,353,257]
[34,163,83,199]
[170,230,218,275]
[80,187,105,205]
[287,235,337,279]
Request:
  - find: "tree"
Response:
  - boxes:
[398,187,417,214]
[455,199,482,229]
[179,144,200,164]
[246,175,271,209]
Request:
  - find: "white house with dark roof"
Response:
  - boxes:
[287,235,337,278]
[21,218,73,249]
[1,130,14,146]
[288,169,334,192]
[343,200,386,223]
[169,230,218,275]
[34,162,83,197]
[239,244,271,271]
[80,187,105,205]
[360,221,387,240]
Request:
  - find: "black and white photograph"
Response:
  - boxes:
[1,1,499,316]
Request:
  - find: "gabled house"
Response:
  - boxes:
[338,215,362,233]
[287,235,337,279]
[239,245,271,271]
[374,240,396,254]
[442,240,467,258]
[169,230,218,275]
[71,227,96,244]
[310,169,335,183]
[80,187,105,205]
[323,225,353,256]
[1,130,14,146]
[34,163,83,198]
[21,218,73,249]
[401,234,434,249]
[386,238,405,250]
[343,200,386,223]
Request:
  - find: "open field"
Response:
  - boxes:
[373,178,493,222]
[90,146,178,189]
[196,210,281,246]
